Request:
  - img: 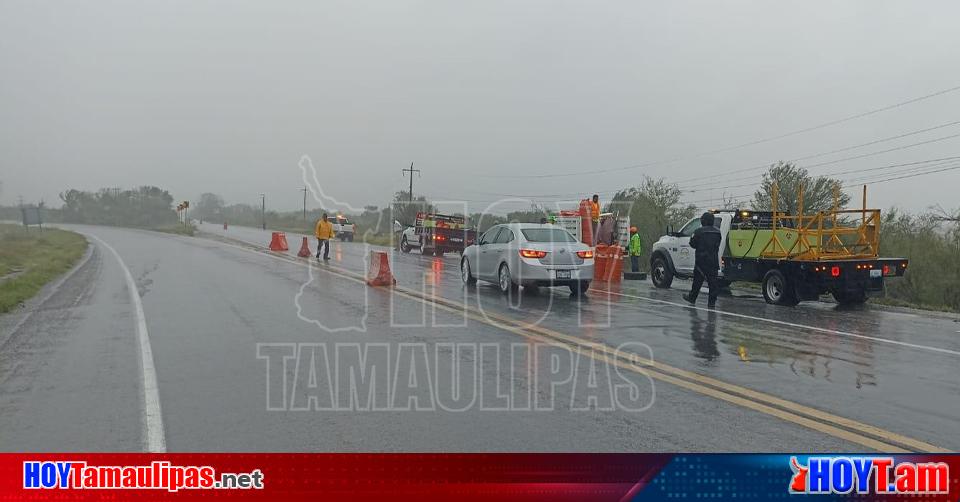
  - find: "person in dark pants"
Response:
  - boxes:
[315,212,334,260]
[683,212,722,308]
[628,226,642,272]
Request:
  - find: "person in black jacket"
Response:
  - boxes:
[683,212,722,308]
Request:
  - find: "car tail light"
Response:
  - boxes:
[830,266,841,277]
[576,250,594,259]
[519,249,547,259]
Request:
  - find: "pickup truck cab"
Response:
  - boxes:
[649,212,733,289]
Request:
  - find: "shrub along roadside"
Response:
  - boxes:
[0,224,88,313]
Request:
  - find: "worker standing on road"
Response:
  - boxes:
[683,212,722,308]
[590,194,601,246]
[628,226,642,272]
[315,212,334,261]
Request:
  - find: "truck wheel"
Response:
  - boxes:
[762,269,798,306]
[400,237,411,253]
[650,255,673,289]
[832,289,867,305]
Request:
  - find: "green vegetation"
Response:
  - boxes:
[60,186,178,227]
[0,224,88,313]
[880,209,960,312]
[752,161,851,214]
[612,176,699,267]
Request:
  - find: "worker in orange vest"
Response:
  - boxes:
[315,212,334,261]
[590,194,601,246]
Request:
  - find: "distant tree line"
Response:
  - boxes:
[58,186,178,227]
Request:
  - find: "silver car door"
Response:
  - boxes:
[477,226,502,279]
[494,227,515,279]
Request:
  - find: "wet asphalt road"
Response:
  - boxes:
[1,223,958,452]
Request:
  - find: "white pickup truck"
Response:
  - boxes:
[327,215,355,241]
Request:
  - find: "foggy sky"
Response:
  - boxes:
[2,0,959,214]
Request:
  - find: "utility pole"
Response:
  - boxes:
[300,186,308,220]
[402,162,420,202]
[259,193,266,230]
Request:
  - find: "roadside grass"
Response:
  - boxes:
[0,224,88,313]
[871,296,957,314]
[153,223,196,236]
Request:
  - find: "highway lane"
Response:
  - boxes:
[199,223,960,450]
[0,223,956,452]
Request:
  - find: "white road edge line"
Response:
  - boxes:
[88,234,166,453]
[596,289,960,357]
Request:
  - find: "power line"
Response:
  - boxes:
[681,156,960,195]
[476,82,960,179]
[680,159,960,208]
[454,120,960,201]
[672,119,960,187]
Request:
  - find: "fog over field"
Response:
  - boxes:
[2,0,959,213]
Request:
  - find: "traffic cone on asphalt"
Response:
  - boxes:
[269,232,289,251]
[366,250,396,286]
[297,237,312,257]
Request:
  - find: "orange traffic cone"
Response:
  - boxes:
[269,232,289,251]
[297,236,312,257]
[366,251,396,286]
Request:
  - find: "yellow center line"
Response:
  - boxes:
[203,234,944,453]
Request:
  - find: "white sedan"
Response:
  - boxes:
[460,223,594,296]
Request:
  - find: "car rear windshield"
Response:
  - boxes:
[521,228,576,243]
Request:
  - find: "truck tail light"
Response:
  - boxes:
[520,249,547,259]
[576,250,594,259]
[830,266,841,277]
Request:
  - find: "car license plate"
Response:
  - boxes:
[555,270,572,280]
[870,269,882,278]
